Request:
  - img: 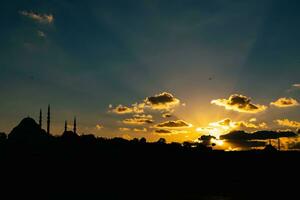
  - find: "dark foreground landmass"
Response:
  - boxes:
[0,118,299,199]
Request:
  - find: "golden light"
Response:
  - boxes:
[211,138,224,146]
[196,127,224,139]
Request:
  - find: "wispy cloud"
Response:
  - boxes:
[287,84,300,92]
[37,30,46,38]
[293,83,300,88]
[154,129,189,135]
[133,128,147,132]
[20,11,54,24]
[211,94,267,113]
[119,127,131,131]
[122,114,154,125]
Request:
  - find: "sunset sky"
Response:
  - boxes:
[0,0,300,150]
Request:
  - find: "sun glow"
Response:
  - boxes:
[196,127,224,139]
[211,138,224,146]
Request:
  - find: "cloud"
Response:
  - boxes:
[293,84,300,88]
[111,105,133,114]
[154,120,192,129]
[20,11,54,24]
[209,118,267,130]
[211,94,267,113]
[132,103,145,113]
[275,119,300,128]
[221,130,298,150]
[226,140,267,149]
[270,97,299,108]
[154,129,172,134]
[144,92,180,110]
[287,84,300,92]
[119,127,131,131]
[109,92,179,116]
[133,128,147,132]
[162,113,172,118]
[133,114,152,118]
[197,118,268,140]
[154,129,189,135]
[199,134,216,144]
[123,114,154,125]
[96,124,103,130]
[220,130,297,141]
[37,30,46,38]
[110,103,144,114]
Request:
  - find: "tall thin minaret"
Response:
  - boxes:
[39,109,42,129]
[73,117,77,134]
[47,104,50,134]
[64,120,67,132]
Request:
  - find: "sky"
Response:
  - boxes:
[0,0,300,150]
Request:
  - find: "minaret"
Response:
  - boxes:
[39,109,42,129]
[47,104,50,134]
[73,117,77,134]
[64,120,67,132]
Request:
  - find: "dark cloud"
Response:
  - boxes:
[154,129,172,134]
[198,135,216,146]
[220,130,297,141]
[226,140,266,149]
[144,92,180,110]
[211,94,267,113]
[154,120,192,129]
[109,92,180,115]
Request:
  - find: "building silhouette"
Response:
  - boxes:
[73,117,77,134]
[65,120,67,132]
[39,109,42,129]
[47,104,50,134]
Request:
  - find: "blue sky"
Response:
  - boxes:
[0,0,299,146]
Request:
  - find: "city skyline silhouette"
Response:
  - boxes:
[1,0,300,199]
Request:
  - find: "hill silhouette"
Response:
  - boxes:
[0,117,299,199]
